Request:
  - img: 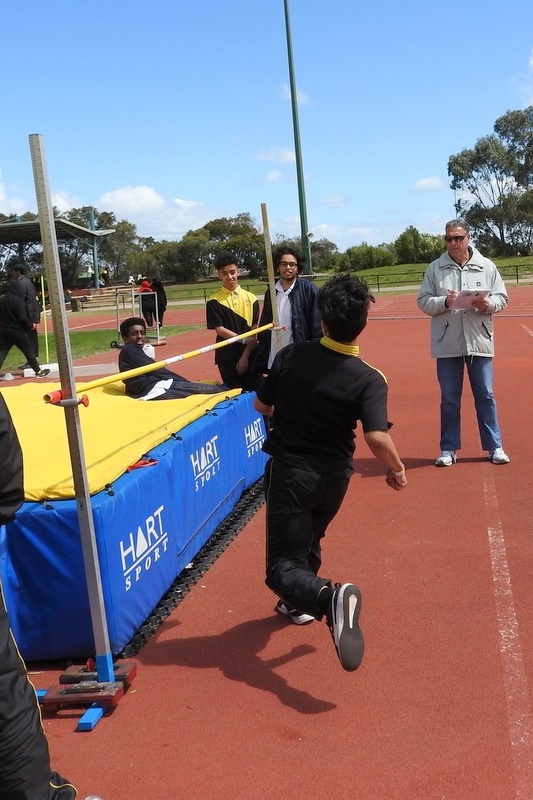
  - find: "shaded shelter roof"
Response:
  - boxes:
[0,218,115,245]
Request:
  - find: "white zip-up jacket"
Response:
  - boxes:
[417,247,508,358]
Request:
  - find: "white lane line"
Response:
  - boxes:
[483,464,533,799]
[519,323,533,337]
[69,318,117,331]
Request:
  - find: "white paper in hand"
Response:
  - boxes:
[450,290,489,310]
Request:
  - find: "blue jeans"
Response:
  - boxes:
[437,356,502,452]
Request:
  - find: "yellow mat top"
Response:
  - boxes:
[2,382,240,502]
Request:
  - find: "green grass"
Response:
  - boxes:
[1,324,202,371]
[162,256,533,300]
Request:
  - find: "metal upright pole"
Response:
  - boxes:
[90,207,99,289]
[28,134,114,684]
[261,203,282,354]
[283,0,313,273]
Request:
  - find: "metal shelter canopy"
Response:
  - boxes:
[0,218,115,246]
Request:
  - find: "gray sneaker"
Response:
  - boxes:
[488,447,510,464]
[435,450,456,467]
[326,583,364,671]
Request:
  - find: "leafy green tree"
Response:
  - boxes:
[494,107,533,189]
[418,233,445,263]
[152,235,207,282]
[200,213,265,277]
[394,226,442,263]
[99,219,144,280]
[394,226,422,264]
[338,242,393,272]
[273,235,338,273]
[0,211,40,269]
[165,228,212,283]
[448,106,533,254]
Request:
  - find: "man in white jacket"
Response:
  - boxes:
[417,219,510,467]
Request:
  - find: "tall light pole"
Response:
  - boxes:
[283,0,313,273]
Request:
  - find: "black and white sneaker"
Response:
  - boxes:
[275,599,315,625]
[35,368,51,378]
[326,583,364,671]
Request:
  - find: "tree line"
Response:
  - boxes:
[1,104,532,285]
[0,208,446,287]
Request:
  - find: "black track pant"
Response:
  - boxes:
[217,361,261,392]
[28,329,39,359]
[0,329,41,374]
[0,583,76,800]
[264,457,352,615]
[151,380,225,400]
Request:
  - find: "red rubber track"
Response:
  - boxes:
[18,287,533,799]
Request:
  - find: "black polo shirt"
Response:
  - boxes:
[255,338,390,471]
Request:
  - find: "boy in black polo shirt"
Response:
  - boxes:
[254,274,407,671]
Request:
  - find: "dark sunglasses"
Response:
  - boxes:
[444,234,467,243]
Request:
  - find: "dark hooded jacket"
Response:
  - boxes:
[0,287,34,331]
[255,276,322,372]
[0,394,24,525]
[9,276,42,324]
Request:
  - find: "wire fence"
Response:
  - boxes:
[167,263,533,304]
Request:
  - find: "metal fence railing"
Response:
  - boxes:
[162,264,533,305]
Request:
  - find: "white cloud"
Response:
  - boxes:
[312,222,377,247]
[167,197,216,234]
[173,198,203,212]
[325,193,347,209]
[51,190,82,213]
[411,177,445,192]
[263,170,283,183]
[0,170,28,215]
[269,215,374,251]
[100,185,166,214]
[281,83,311,106]
[97,185,219,239]
[256,147,295,164]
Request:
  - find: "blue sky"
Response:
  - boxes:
[2,0,533,252]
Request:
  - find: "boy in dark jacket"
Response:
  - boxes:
[255,246,322,373]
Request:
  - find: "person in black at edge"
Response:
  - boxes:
[0,286,50,378]
[119,317,226,400]
[9,263,42,364]
[0,393,77,799]
[150,276,167,328]
[254,274,407,671]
